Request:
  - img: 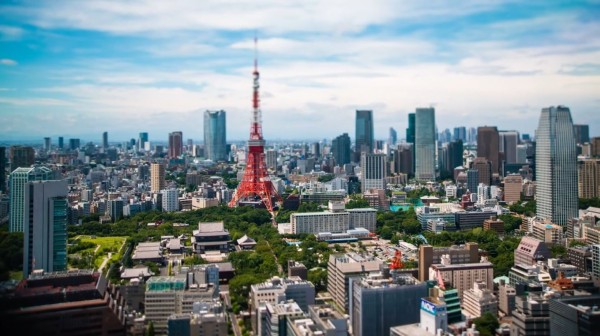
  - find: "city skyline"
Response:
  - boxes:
[1,1,599,141]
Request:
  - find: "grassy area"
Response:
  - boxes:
[9,271,23,281]
[77,236,127,269]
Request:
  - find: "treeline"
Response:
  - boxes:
[0,230,23,281]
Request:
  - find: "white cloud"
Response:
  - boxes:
[0,58,17,66]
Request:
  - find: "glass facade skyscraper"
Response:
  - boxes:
[9,166,53,232]
[332,133,351,165]
[23,179,68,276]
[355,110,374,154]
[415,108,436,181]
[203,110,227,161]
[536,106,578,226]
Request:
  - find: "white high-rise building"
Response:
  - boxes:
[360,153,386,191]
[9,166,53,232]
[536,106,578,226]
[415,108,436,181]
[162,188,179,212]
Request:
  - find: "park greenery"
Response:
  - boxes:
[473,312,499,336]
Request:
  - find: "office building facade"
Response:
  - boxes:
[415,108,436,181]
[477,126,500,175]
[169,131,183,158]
[204,110,227,161]
[578,159,600,199]
[332,133,351,166]
[9,166,53,232]
[355,110,374,154]
[360,152,386,191]
[23,180,68,276]
[536,106,578,226]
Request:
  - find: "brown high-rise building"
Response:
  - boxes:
[477,126,500,174]
[168,131,183,158]
[418,242,479,281]
[471,157,492,186]
[0,270,126,335]
[592,137,600,158]
[578,159,600,199]
[151,163,166,192]
[504,174,523,204]
[9,145,35,172]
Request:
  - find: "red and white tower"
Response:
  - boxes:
[229,39,282,215]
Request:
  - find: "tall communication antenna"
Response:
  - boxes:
[229,37,282,217]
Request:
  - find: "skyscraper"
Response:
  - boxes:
[406,113,415,144]
[477,126,500,175]
[168,131,183,158]
[151,163,166,193]
[102,131,108,149]
[453,127,466,142]
[415,108,436,181]
[0,146,5,193]
[9,146,35,172]
[536,106,578,226]
[499,130,519,166]
[58,137,64,150]
[43,137,51,151]
[23,179,68,276]
[355,110,374,154]
[9,166,53,232]
[573,124,590,145]
[332,133,351,166]
[203,110,227,161]
[360,153,387,191]
[577,159,600,199]
[139,132,149,151]
[388,127,397,146]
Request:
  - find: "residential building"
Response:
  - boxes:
[461,281,498,319]
[107,198,124,222]
[290,201,376,234]
[327,253,383,312]
[162,188,179,212]
[593,244,600,279]
[415,107,436,181]
[532,221,564,245]
[578,158,600,198]
[204,110,227,161]
[483,216,504,235]
[566,246,592,274]
[419,243,479,281]
[9,166,53,232]
[266,149,277,170]
[536,106,578,226]
[429,255,494,298]
[22,180,68,276]
[514,237,551,266]
[151,163,166,193]
[504,174,523,204]
[355,110,374,154]
[360,152,386,191]
[498,281,516,317]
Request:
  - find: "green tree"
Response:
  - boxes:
[146,321,155,336]
[346,196,369,209]
[308,268,328,292]
[317,174,335,183]
[473,312,499,336]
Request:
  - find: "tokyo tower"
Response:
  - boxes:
[228,38,282,215]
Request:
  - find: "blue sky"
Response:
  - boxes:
[1,1,599,143]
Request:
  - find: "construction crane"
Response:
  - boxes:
[390,250,404,270]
